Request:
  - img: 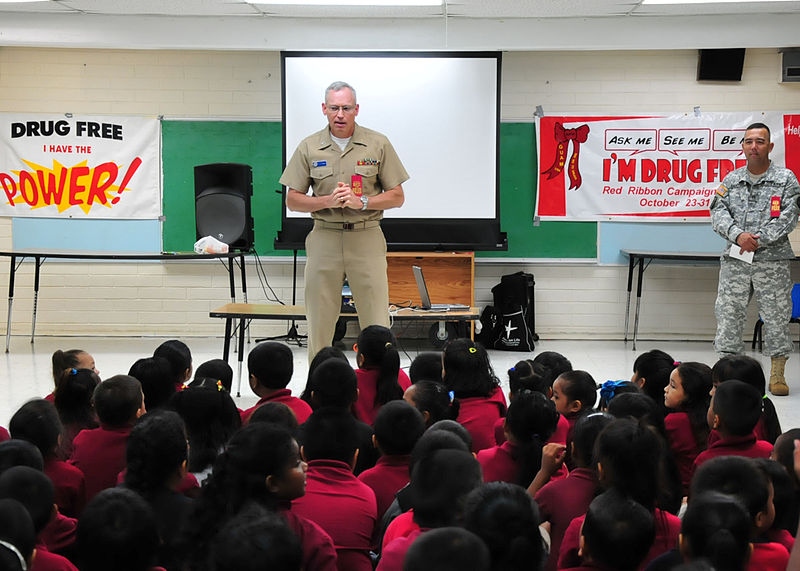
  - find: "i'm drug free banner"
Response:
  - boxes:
[0,114,160,219]
[535,111,800,222]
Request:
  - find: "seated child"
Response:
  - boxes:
[353,326,410,426]
[753,458,796,553]
[377,449,483,571]
[181,422,337,571]
[495,359,563,445]
[630,349,674,417]
[292,408,378,571]
[9,399,86,517]
[0,498,36,571]
[191,358,234,393]
[402,527,489,571]
[463,482,545,570]
[358,401,425,521]
[167,385,241,485]
[128,356,175,411]
[68,375,146,501]
[0,439,43,473]
[207,504,302,571]
[300,357,378,474]
[531,351,573,388]
[711,355,781,443]
[771,428,800,534]
[241,341,312,425]
[692,380,772,475]
[551,370,597,468]
[662,362,712,494]
[558,418,681,570]
[477,391,558,486]
[153,339,192,390]
[403,380,459,428]
[442,338,507,452]
[48,349,98,401]
[53,369,100,459]
[564,489,655,571]
[535,412,613,571]
[0,466,78,570]
[408,351,443,384]
[123,410,192,571]
[75,487,160,571]
[299,346,349,406]
[691,456,788,571]
[249,402,300,433]
[679,492,752,571]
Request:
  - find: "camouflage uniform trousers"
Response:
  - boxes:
[714,257,792,357]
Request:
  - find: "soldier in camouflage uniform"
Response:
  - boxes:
[710,122,800,395]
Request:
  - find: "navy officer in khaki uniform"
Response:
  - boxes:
[280,81,409,361]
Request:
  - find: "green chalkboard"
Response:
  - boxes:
[161,120,597,258]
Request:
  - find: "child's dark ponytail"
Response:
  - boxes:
[357,325,403,406]
[505,391,559,487]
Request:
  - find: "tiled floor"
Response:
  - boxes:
[2,335,800,432]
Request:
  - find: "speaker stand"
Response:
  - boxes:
[256,250,306,347]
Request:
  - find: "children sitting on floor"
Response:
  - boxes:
[353,326,410,426]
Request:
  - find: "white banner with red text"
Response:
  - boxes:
[535,112,800,222]
[0,113,160,219]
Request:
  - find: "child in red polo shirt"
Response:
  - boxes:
[48,349,98,402]
[358,401,425,521]
[662,361,712,494]
[53,369,100,460]
[69,375,146,502]
[562,489,655,571]
[0,466,78,571]
[551,370,597,469]
[691,456,788,571]
[402,527,489,571]
[353,326,410,426]
[403,380,459,428]
[442,338,507,452]
[692,381,772,476]
[0,498,36,571]
[535,412,612,571]
[293,408,378,571]
[630,349,674,417]
[477,391,558,486]
[9,400,86,518]
[153,339,193,391]
[241,341,312,425]
[128,356,175,412]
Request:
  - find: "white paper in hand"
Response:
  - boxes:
[729,246,754,264]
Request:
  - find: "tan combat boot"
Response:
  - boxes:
[769,356,789,396]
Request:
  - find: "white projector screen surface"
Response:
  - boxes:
[282,53,499,221]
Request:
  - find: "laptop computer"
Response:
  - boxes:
[412,265,470,311]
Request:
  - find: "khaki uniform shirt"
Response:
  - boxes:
[710,161,800,261]
[280,124,409,223]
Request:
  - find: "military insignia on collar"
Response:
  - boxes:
[716,184,728,197]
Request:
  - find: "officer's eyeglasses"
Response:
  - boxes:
[327,105,356,114]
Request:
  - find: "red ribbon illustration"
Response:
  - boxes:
[542,122,590,190]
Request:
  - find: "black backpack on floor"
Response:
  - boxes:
[482,272,538,352]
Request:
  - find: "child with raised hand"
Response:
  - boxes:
[49,349,98,401]
[711,354,781,443]
[558,418,681,570]
[691,455,788,570]
[564,488,655,571]
[241,341,312,425]
[129,356,175,412]
[662,361,712,494]
[68,375,146,501]
[403,380,459,428]
[182,422,337,571]
[9,399,86,517]
[153,339,192,390]
[693,380,772,476]
[167,385,241,484]
[535,412,613,571]
[353,325,410,426]
[442,338,507,452]
[53,368,100,459]
[631,349,674,416]
[123,410,192,571]
[477,391,559,486]
[463,482,545,571]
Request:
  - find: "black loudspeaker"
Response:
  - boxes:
[697,48,746,81]
[194,163,254,251]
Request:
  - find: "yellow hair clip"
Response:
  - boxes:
[468,347,477,354]
[216,380,224,392]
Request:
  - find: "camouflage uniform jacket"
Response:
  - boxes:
[710,162,800,261]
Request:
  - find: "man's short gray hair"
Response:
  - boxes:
[325,81,357,103]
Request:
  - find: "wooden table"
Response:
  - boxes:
[210,302,481,395]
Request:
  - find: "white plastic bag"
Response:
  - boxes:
[194,236,229,254]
